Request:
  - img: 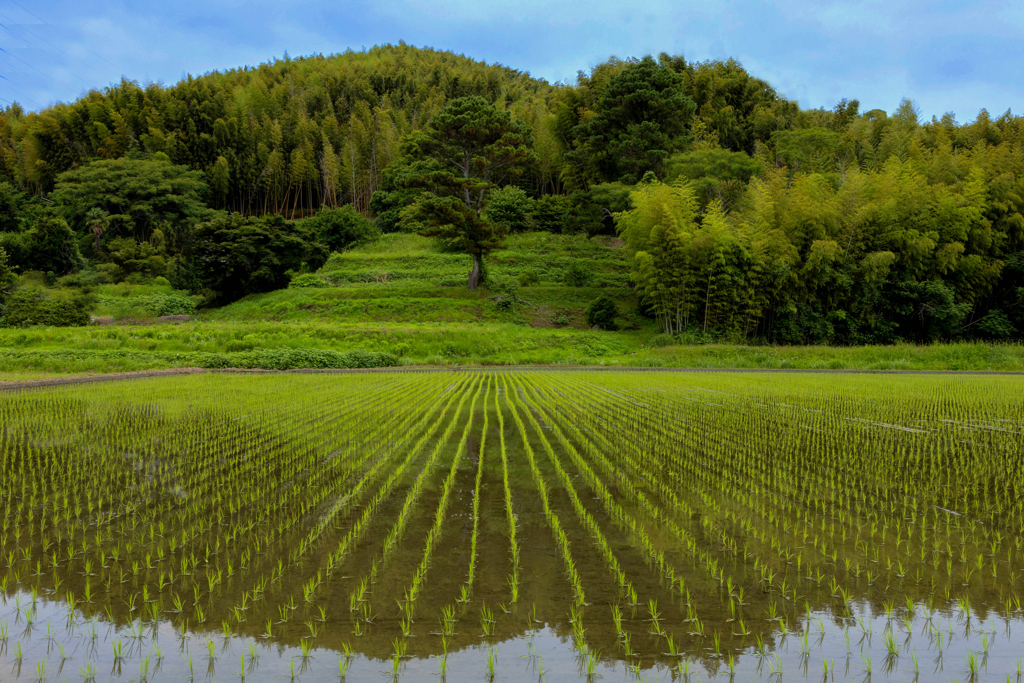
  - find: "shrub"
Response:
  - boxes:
[4,217,82,275]
[564,261,593,287]
[649,333,676,347]
[586,294,619,330]
[299,206,380,252]
[56,270,106,289]
[192,213,329,304]
[517,269,540,286]
[485,186,534,233]
[206,348,401,370]
[1,289,93,327]
[289,273,330,288]
[95,293,197,317]
[529,194,570,233]
[489,276,519,311]
[102,236,167,280]
[0,247,13,302]
[143,294,196,316]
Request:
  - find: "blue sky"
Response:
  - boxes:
[1,0,1021,122]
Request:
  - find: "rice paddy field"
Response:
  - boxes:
[0,370,1022,683]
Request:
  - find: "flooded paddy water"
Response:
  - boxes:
[0,370,1022,682]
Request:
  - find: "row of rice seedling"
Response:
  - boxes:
[396,378,485,631]
[553,374,1022,617]
[0,370,1022,681]
[500,376,586,609]
[346,376,478,637]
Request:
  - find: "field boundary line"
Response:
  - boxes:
[3,364,1024,392]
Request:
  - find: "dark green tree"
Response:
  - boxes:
[586,294,619,330]
[52,158,212,253]
[666,148,764,210]
[485,186,534,233]
[0,182,24,232]
[401,97,535,289]
[569,57,696,184]
[191,213,328,304]
[15,217,83,275]
[298,206,380,252]
[0,247,13,304]
[528,194,570,233]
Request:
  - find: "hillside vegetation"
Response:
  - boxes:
[1,44,1023,364]
[206,233,635,326]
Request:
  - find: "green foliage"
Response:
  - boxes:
[3,46,554,218]
[489,276,520,311]
[567,57,696,184]
[529,194,570,233]
[0,247,13,303]
[52,158,212,253]
[0,47,1022,346]
[974,309,1016,339]
[402,96,536,289]
[127,293,197,316]
[563,261,592,287]
[192,213,329,304]
[298,206,380,252]
[194,348,399,370]
[666,148,764,209]
[289,273,331,288]
[485,186,534,232]
[517,269,540,286]
[586,294,619,330]
[2,216,82,276]
[1,288,93,327]
[0,182,45,232]
[0,183,23,232]
[771,128,842,173]
[99,235,168,281]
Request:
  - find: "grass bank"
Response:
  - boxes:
[0,320,1021,377]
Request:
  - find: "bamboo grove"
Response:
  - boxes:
[0,370,1023,680]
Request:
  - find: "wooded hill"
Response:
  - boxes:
[1,44,1022,344]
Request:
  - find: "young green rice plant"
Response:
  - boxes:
[883,630,899,658]
[481,603,495,636]
[78,659,98,682]
[967,650,980,679]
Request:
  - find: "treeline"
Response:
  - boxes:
[0,44,1022,342]
[1,44,553,215]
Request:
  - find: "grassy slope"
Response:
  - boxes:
[203,233,637,327]
[2,233,1022,376]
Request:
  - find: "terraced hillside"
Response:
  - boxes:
[204,233,640,328]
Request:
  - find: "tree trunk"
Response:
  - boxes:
[467,253,482,290]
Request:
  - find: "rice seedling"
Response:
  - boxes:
[78,659,98,682]
[486,645,497,678]
[0,369,1021,678]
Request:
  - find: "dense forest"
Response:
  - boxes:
[0,43,1022,342]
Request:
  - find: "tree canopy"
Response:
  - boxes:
[190,214,328,304]
[0,45,1022,340]
[400,96,535,288]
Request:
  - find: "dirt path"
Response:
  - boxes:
[1,365,1022,392]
